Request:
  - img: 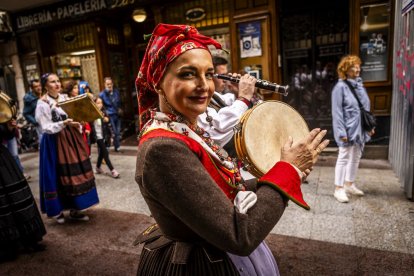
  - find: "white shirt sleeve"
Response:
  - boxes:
[198,99,249,147]
[220,93,236,106]
[35,100,65,134]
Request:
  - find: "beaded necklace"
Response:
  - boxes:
[163,112,245,191]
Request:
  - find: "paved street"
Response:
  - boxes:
[1,144,414,275]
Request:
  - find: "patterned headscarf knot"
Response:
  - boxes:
[135,23,222,129]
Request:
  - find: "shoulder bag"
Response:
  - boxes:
[343,80,376,132]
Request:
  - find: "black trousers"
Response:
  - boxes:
[96,139,114,171]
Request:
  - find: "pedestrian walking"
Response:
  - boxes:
[90,97,120,178]
[99,77,122,152]
[23,79,43,142]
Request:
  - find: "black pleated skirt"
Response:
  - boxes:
[0,145,46,251]
[137,239,239,275]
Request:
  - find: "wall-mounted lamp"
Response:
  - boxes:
[360,6,370,31]
[132,9,147,23]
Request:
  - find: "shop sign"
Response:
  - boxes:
[14,0,136,31]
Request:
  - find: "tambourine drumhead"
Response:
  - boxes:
[0,91,17,124]
[235,101,309,177]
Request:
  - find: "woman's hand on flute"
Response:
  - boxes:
[238,74,256,101]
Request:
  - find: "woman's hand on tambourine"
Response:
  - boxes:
[281,128,329,173]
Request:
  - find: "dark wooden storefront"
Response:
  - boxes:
[10,0,394,143]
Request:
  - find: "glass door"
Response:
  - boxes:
[280,0,349,142]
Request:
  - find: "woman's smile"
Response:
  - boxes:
[188,95,209,103]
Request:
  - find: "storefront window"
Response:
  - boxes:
[51,52,99,95]
[22,55,40,83]
[55,55,82,79]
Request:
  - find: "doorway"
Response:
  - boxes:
[279,0,349,142]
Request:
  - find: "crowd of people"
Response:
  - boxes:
[1,22,374,274]
[1,73,122,262]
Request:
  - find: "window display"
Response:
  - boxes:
[51,53,99,96]
[54,55,82,80]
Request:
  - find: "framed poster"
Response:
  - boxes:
[359,1,391,83]
[238,21,262,58]
[232,14,275,99]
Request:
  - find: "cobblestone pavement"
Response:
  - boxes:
[1,144,413,275]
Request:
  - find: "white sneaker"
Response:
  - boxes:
[95,167,104,174]
[111,169,120,179]
[345,184,364,196]
[53,213,65,224]
[334,188,349,203]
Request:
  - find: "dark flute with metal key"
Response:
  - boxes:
[213,74,289,96]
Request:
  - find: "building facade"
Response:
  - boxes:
[2,0,402,171]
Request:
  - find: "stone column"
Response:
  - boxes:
[11,53,26,113]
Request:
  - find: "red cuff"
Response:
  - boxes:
[237,97,253,108]
[258,161,310,210]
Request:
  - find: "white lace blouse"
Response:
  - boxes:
[35,94,69,135]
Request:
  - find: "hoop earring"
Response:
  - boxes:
[161,93,184,123]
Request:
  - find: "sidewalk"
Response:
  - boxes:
[1,146,413,275]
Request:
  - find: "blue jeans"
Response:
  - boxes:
[109,114,121,150]
[6,137,24,172]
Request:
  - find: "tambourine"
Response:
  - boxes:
[0,90,17,123]
[234,101,309,177]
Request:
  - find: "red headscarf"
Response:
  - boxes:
[135,23,222,129]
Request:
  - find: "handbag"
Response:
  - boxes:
[344,80,376,132]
